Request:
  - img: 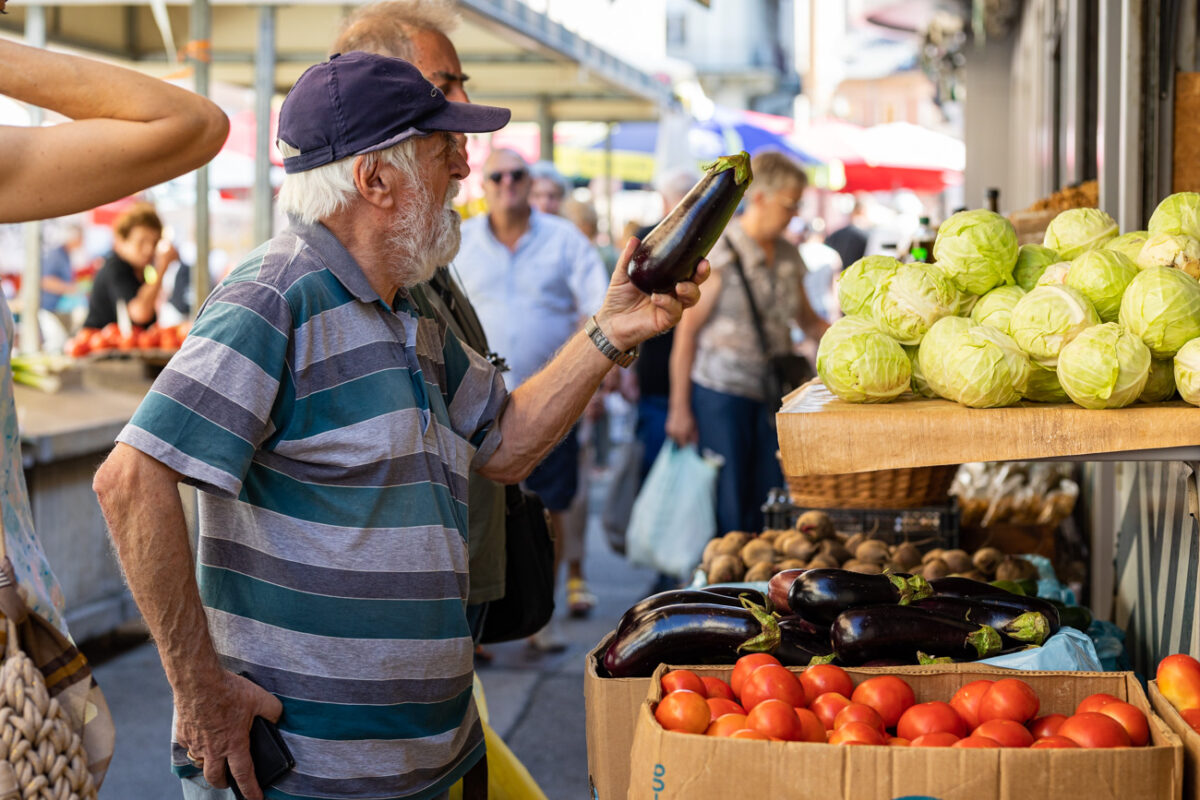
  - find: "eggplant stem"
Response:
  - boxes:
[807,653,837,667]
[917,651,953,665]
[737,596,782,653]
[966,624,1003,659]
[699,151,753,185]
[886,571,913,604]
[1003,611,1050,646]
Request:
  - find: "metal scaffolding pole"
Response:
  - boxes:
[189,0,212,314]
[19,5,46,354]
[253,6,276,244]
[536,95,554,162]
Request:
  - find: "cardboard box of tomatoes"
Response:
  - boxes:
[628,662,1183,800]
[1151,679,1200,800]
[586,632,658,800]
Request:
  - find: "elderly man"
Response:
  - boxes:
[93,53,704,800]
[454,147,610,645]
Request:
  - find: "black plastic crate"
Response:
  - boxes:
[763,490,959,551]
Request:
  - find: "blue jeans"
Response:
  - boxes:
[635,395,669,483]
[692,383,783,535]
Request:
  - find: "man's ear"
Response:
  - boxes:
[353,156,398,210]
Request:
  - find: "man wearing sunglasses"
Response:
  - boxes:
[454,147,611,650]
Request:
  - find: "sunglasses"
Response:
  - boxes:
[487,168,528,184]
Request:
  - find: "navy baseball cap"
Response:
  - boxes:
[278,51,511,174]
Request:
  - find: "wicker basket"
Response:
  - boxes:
[786,464,959,510]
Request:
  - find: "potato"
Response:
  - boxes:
[796,510,836,541]
[855,539,891,565]
[842,559,883,574]
[806,553,840,570]
[972,547,1004,576]
[741,538,777,567]
[941,549,973,574]
[701,538,723,571]
[780,535,816,562]
[892,541,923,570]
[922,548,946,565]
[844,533,867,554]
[921,558,950,580]
[744,561,776,582]
[777,558,807,571]
[708,553,745,584]
[716,531,753,556]
[819,539,851,565]
[995,555,1038,582]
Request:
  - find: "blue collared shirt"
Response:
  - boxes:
[452,210,609,390]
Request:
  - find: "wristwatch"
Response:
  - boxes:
[584,316,638,368]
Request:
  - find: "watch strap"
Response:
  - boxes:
[584,316,638,367]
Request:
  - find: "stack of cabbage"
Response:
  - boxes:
[816,192,1200,408]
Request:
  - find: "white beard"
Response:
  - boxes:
[389,179,462,287]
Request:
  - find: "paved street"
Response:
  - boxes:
[88,465,653,799]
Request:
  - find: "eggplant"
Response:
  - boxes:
[788,569,933,625]
[602,603,780,678]
[627,152,753,295]
[774,616,835,666]
[930,578,1061,633]
[832,605,1003,666]
[912,596,1053,646]
[616,588,766,634]
[768,569,805,613]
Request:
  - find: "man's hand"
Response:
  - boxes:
[175,670,284,799]
[593,238,709,353]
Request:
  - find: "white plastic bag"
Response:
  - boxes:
[626,442,721,579]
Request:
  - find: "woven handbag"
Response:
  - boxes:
[0,514,113,799]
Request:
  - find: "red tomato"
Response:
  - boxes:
[662,669,706,696]
[702,676,736,701]
[1075,692,1122,715]
[655,690,710,734]
[810,692,852,731]
[118,328,140,351]
[1097,701,1149,747]
[706,697,746,722]
[66,337,90,358]
[1027,713,1068,739]
[1159,654,1200,712]
[746,698,803,741]
[972,719,1035,748]
[834,703,886,735]
[911,731,961,747]
[100,323,121,347]
[136,329,157,350]
[706,713,748,737]
[977,678,1040,724]
[897,701,968,741]
[87,330,108,352]
[1031,735,1080,749]
[729,728,768,740]
[740,664,806,710]
[160,327,181,351]
[800,664,854,700]
[793,707,827,743]
[1181,707,1200,734]
[886,737,911,747]
[851,675,915,728]
[827,721,885,746]
[731,653,781,699]
[950,679,994,730]
[953,736,1001,748]
[1057,712,1132,748]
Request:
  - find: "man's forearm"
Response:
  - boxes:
[477,329,614,483]
[94,444,223,695]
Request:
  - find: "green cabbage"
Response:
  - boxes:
[1055,322,1151,409]
[870,263,960,346]
[1035,262,1071,287]
[1148,192,1200,240]
[1043,208,1119,259]
[816,316,910,403]
[1140,358,1176,403]
[1014,244,1060,291]
[1135,232,1200,278]
[1064,249,1138,323]
[970,285,1026,335]
[836,255,901,317]
[932,209,1018,295]
[917,316,1029,408]
[904,344,936,398]
[1104,231,1150,262]
[1024,363,1071,403]
[1118,266,1200,358]
[1174,338,1200,406]
[1009,285,1101,367]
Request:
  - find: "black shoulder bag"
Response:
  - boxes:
[726,248,814,415]
[479,485,556,644]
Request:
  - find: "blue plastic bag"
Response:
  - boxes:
[978,627,1103,671]
[627,442,722,579]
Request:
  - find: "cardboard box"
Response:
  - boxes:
[629,664,1183,800]
[584,632,653,800]
[1150,679,1200,799]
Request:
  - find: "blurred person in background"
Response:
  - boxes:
[528,160,570,216]
[82,202,163,330]
[0,27,226,656]
[666,151,828,535]
[455,146,610,647]
[332,0,508,673]
[825,197,870,269]
[791,217,841,325]
[41,223,82,312]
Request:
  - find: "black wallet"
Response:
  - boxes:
[227,715,295,800]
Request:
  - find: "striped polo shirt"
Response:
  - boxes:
[117,220,508,800]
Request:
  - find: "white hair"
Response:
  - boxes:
[332,0,461,59]
[276,139,422,224]
[655,167,700,208]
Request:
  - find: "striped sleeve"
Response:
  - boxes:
[440,328,507,466]
[117,279,292,497]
